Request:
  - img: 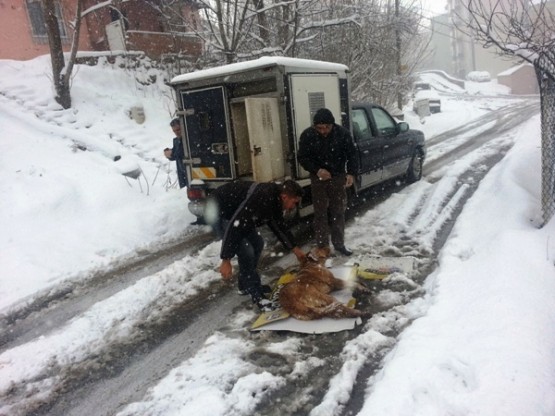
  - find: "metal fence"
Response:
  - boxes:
[535,53,555,225]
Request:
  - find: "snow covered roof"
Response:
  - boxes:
[170,56,349,84]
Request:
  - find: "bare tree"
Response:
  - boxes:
[298,0,430,110]
[43,0,141,109]
[459,0,555,224]
[148,0,430,110]
[459,0,555,65]
[184,0,360,64]
[150,0,429,110]
[43,0,83,109]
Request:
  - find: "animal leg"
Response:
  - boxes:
[353,281,371,294]
[318,302,362,319]
[306,293,362,320]
[330,277,347,291]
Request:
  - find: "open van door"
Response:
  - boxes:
[229,97,284,182]
[180,87,234,180]
[244,98,284,182]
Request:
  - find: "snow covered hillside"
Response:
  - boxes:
[0,55,195,311]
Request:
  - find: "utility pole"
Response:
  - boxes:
[395,0,402,111]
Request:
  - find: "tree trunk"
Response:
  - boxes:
[254,0,269,45]
[43,0,71,108]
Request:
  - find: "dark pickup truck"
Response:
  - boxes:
[351,102,426,191]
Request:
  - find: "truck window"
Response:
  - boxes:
[371,107,396,136]
[351,108,373,142]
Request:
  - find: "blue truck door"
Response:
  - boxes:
[180,87,234,180]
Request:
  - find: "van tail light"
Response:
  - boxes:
[187,187,206,200]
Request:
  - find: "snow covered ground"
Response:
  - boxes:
[1,56,554,415]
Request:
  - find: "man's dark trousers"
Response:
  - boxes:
[311,173,347,249]
[217,219,264,292]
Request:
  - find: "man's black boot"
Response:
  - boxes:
[335,246,353,256]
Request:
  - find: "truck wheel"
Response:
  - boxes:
[406,150,423,183]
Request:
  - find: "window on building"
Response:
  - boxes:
[26,0,68,39]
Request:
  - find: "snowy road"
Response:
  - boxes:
[0,97,539,416]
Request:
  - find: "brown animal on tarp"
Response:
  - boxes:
[278,247,369,321]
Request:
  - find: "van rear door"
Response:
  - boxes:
[180,87,234,180]
[289,74,342,179]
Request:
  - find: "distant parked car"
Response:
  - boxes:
[412,82,441,113]
[467,71,491,82]
[413,82,431,91]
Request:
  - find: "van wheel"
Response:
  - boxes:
[406,150,423,183]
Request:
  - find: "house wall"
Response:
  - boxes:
[127,32,203,59]
[124,4,164,32]
[423,0,521,78]
[498,65,540,95]
[0,0,93,60]
[472,42,518,78]
[81,0,203,58]
[81,0,111,51]
[80,0,157,52]
[1,0,203,61]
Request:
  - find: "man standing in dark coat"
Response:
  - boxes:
[164,118,188,188]
[206,180,306,310]
[298,108,358,256]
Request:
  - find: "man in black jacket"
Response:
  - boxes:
[163,118,187,188]
[298,108,358,256]
[206,180,306,310]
